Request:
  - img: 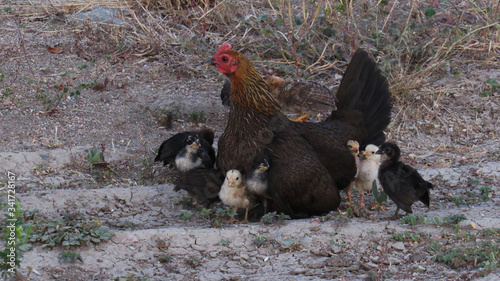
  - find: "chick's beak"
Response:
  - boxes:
[376,149,383,154]
[205,57,216,66]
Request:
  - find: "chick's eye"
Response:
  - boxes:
[236,177,239,180]
[221,56,228,63]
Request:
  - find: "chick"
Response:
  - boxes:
[354,144,381,208]
[246,154,271,212]
[175,135,204,172]
[219,169,254,222]
[377,142,434,219]
[345,140,361,203]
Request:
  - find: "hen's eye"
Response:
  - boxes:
[221,56,228,63]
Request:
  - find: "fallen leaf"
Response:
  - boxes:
[48,46,63,54]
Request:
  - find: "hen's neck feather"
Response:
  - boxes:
[227,56,279,116]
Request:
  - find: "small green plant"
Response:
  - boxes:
[254,236,267,246]
[481,78,499,97]
[391,231,424,242]
[189,110,205,123]
[279,237,303,252]
[479,186,492,201]
[158,255,172,263]
[86,148,104,169]
[432,241,499,271]
[199,208,212,219]
[451,195,465,206]
[427,240,444,252]
[400,215,429,226]
[372,181,387,208]
[29,217,113,248]
[260,212,291,224]
[219,239,230,246]
[186,256,201,268]
[0,199,32,279]
[58,250,83,263]
[179,211,192,220]
[442,214,467,226]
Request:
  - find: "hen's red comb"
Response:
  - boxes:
[216,43,232,55]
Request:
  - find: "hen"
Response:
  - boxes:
[220,75,336,122]
[377,142,434,219]
[208,44,392,218]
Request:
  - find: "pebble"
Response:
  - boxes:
[308,262,325,269]
[383,256,401,265]
[290,268,308,275]
[191,244,205,252]
[414,265,426,272]
[390,241,405,251]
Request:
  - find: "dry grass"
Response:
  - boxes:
[1,0,498,161]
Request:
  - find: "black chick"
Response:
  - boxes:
[377,142,434,219]
[154,129,216,171]
[174,168,223,207]
[246,154,271,212]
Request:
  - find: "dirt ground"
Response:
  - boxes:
[0,1,499,280]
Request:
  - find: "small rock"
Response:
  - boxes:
[209,252,217,258]
[383,256,401,265]
[290,268,308,275]
[390,241,405,251]
[191,244,205,252]
[310,249,330,257]
[363,262,378,269]
[326,255,352,267]
[308,262,325,269]
[414,265,426,272]
[309,225,321,231]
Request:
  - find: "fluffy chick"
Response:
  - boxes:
[345,140,361,203]
[354,144,381,208]
[377,142,434,219]
[246,154,271,212]
[219,169,254,222]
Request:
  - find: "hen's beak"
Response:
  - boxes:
[205,57,216,66]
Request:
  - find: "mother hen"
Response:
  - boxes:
[208,44,392,218]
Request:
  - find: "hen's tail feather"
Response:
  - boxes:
[333,49,393,146]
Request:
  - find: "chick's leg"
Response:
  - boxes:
[346,183,353,203]
[360,191,365,207]
[242,207,249,223]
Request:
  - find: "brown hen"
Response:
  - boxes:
[208,44,392,218]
